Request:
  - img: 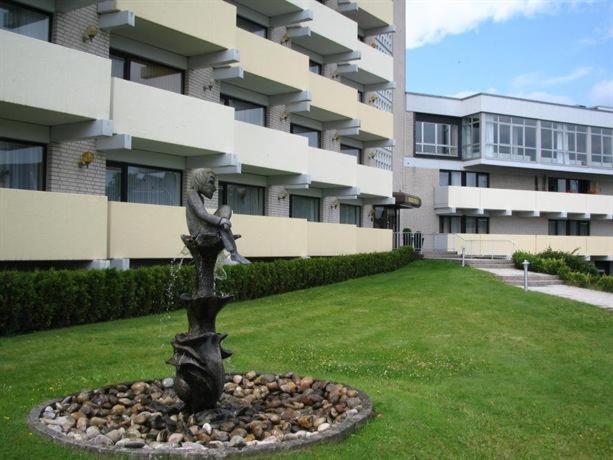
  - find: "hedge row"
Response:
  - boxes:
[512,249,613,293]
[0,247,416,336]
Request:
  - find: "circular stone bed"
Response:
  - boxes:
[29,372,372,458]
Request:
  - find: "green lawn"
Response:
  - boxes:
[1,260,612,459]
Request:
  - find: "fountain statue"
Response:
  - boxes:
[166,168,250,412]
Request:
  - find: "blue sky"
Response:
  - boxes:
[405,0,613,106]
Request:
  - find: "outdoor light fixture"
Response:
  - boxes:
[277,189,289,201]
[82,25,98,42]
[330,199,340,209]
[79,151,95,168]
[368,95,378,104]
[280,111,289,121]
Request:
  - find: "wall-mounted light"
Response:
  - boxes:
[367,150,377,160]
[368,95,378,104]
[332,132,341,142]
[82,25,98,42]
[203,80,215,92]
[79,151,95,168]
[330,198,340,209]
[280,111,289,122]
[277,189,289,201]
[368,207,376,221]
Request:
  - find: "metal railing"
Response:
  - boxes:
[454,234,516,259]
[394,232,517,260]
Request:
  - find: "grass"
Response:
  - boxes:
[0,260,612,459]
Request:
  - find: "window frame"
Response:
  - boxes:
[414,114,461,159]
[220,93,267,127]
[548,219,590,236]
[439,170,489,188]
[0,137,47,191]
[439,215,489,234]
[105,161,183,206]
[339,203,362,227]
[0,0,52,41]
[308,60,322,75]
[217,181,265,216]
[289,194,321,222]
[485,114,537,163]
[109,48,185,94]
[290,123,322,149]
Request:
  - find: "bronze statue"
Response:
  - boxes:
[167,168,250,411]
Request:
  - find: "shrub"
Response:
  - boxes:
[0,247,416,336]
[538,248,598,275]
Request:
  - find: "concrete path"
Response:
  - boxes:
[477,267,563,287]
[528,285,613,311]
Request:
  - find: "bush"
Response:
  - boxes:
[0,247,416,336]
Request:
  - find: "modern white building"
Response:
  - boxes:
[399,92,613,271]
[0,0,403,267]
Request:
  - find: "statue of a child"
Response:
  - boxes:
[186,168,250,265]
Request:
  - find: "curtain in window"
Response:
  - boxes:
[127,166,180,206]
[291,196,320,222]
[105,166,122,201]
[0,140,43,190]
[340,205,361,226]
[225,184,264,215]
[0,1,49,40]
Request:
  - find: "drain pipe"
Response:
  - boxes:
[522,259,530,292]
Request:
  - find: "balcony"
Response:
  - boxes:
[228,29,309,96]
[357,164,393,198]
[100,0,236,55]
[110,78,234,156]
[337,0,394,30]
[438,233,613,258]
[353,103,394,141]
[344,41,393,87]
[0,29,111,126]
[435,186,613,219]
[234,121,308,175]
[234,0,305,18]
[107,202,392,259]
[0,189,107,261]
[308,147,356,188]
[300,73,357,121]
[288,0,358,56]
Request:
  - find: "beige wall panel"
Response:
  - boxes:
[233,215,308,258]
[308,147,356,187]
[357,41,393,83]
[356,228,393,253]
[535,236,588,255]
[357,164,393,197]
[0,29,111,124]
[307,222,357,256]
[300,0,358,51]
[358,103,394,140]
[309,73,358,119]
[355,0,393,26]
[0,189,107,260]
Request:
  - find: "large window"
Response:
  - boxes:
[590,127,613,167]
[0,1,50,41]
[485,115,536,162]
[541,122,589,166]
[237,16,267,38]
[106,162,182,206]
[0,139,45,190]
[415,120,458,157]
[439,170,488,187]
[221,95,266,126]
[548,177,590,194]
[291,124,321,148]
[462,115,480,159]
[340,144,363,164]
[290,195,320,222]
[548,220,590,236]
[439,216,489,234]
[110,50,184,94]
[340,204,361,226]
[218,182,264,216]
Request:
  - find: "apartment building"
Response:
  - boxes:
[400,92,613,270]
[0,0,402,267]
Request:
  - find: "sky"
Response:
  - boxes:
[405,0,613,107]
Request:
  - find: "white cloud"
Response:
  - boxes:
[511,67,593,89]
[406,0,564,49]
[578,26,613,46]
[589,80,613,107]
[512,91,575,105]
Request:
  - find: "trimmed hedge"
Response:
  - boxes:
[512,249,613,293]
[0,247,416,336]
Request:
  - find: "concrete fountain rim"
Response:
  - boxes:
[28,373,374,459]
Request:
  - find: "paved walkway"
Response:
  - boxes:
[528,285,613,311]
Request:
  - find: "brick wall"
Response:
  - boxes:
[52,4,110,58]
[47,140,106,195]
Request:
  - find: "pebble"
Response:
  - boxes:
[167,433,183,444]
[162,377,174,389]
[76,417,88,431]
[232,375,243,384]
[229,435,246,448]
[317,423,331,432]
[124,440,146,449]
[89,417,106,427]
[106,429,124,443]
[181,442,206,450]
[202,422,212,435]
[90,434,113,446]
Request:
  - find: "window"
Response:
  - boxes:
[0,1,50,41]
[462,115,480,159]
[291,124,321,148]
[415,121,458,157]
[340,204,361,226]
[290,195,320,222]
[591,128,613,167]
[547,177,590,194]
[357,90,364,103]
[106,162,182,206]
[439,170,488,187]
[218,182,264,216]
[236,16,267,38]
[221,94,266,126]
[309,60,322,75]
[548,220,590,236]
[110,50,184,94]
[439,216,489,234]
[340,144,363,164]
[541,122,590,166]
[0,139,45,191]
[485,115,536,162]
